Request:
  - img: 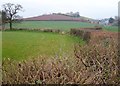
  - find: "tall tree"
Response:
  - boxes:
[2,3,23,30]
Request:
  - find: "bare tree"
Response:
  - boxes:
[2,3,23,30]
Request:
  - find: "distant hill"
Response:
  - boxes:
[23,14,90,22]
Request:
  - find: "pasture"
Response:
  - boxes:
[2,29,119,84]
[2,20,119,84]
[2,31,85,60]
[12,21,97,31]
[9,21,118,32]
[103,25,118,32]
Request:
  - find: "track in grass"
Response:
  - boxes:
[2,31,85,60]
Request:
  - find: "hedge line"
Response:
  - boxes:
[70,27,102,43]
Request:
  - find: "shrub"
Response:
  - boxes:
[73,31,119,84]
[70,28,91,43]
[43,29,53,32]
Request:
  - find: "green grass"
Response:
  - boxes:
[10,21,118,32]
[103,26,118,32]
[2,31,85,60]
[11,21,97,31]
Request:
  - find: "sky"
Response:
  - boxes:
[0,0,119,19]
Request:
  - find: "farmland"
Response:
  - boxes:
[103,25,118,32]
[7,21,118,32]
[11,21,96,31]
[2,18,119,84]
[1,1,119,84]
[2,31,85,60]
[2,29,119,84]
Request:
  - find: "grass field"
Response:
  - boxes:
[2,24,119,84]
[2,31,85,60]
[2,21,118,60]
[11,21,98,31]
[9,21,118,32]
[2,30,119,84]
[103,25,118,32]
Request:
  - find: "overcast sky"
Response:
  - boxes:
[0,0,119,19]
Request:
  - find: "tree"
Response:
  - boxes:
[2,10,7,22]
[109,17,115,24]
[2,3,23,30]
[74,12,80,17]
[1,10,7,30]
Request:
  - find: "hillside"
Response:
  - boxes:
[23,14,89,22]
